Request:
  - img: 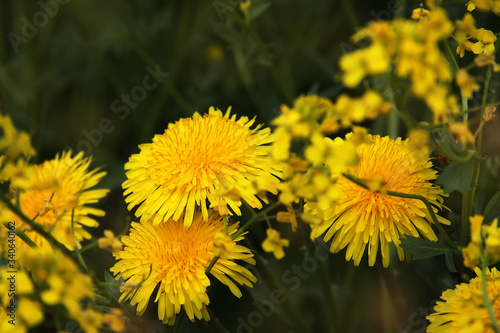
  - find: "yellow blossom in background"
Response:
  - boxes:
[262,228,289,260]
[411,8,430,19]
[339,9,459,123]
[339,42,391,88]
[455,69,480,99]
[483,106,496,122]
[454,13,476,57]
[474,54,500,71]
[448,122,475,145]
[277,210,298,232]
[98,230,123,252]
[462,242,482,269]
[213,232,237,260]
[102,309,126,333]
[466,0,500,14]
[463,215,500,267]
[111,210,256,325]
[0,113,36,160]
[206,44,224,62]
[331,91,391,128]
[483,218,500,263]
[240,0,251,16]
[471,28,497,55]
[427,267,500,332]
[309,135,449,267]
[0,248,120,333]
[0,151,108,251]
[470,215,484,244]
[408,128,430,159]
[123,107,281,227]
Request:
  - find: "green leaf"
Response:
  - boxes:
[436,128,467,157]
[249,3,272,21]
[400,236,457,272]
[444,250,457,273]
[484,191,500,224]
[400,236,450,260]
[436,160,475,195]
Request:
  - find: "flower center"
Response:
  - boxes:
[148,114,256,190]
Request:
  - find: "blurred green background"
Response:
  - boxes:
[1,0,500,332]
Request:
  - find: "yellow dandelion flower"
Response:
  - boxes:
[310,135,449,267]
[0,151,108,250]
[110,210,256,325]
[123,107,281,227]
[427,267,500,332]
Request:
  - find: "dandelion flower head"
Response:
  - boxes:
[0,151,108,251]
[110,210,256,325]
[427,267,500,332]
[123,107,281,227]
[309,134,449,267]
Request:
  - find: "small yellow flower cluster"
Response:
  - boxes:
[340,8,460,122]
[272,94,389,161]
[454,12,500,73]
[98,230,123,252]
[0,113,35,183]
[0,249,125,333]
[466,0,500,15]
[262,228,289,260]
[427,267,500,332]
[462,215,500,269]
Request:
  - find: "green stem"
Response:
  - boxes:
[299,221,338,333]
[172,310,185,333]
[342,173,458,250]
[227,6,293,105]
[223,215,229,235]
[255,255,311,333]
[0,193,80,263]
[481,257,500,333]
[232,201,283,239]
[70,208,88,271]
[434,145,475,164]
[340,0,361,29]
[461,194,470,247]
[12,229,38,248]
[205,255,220,274]
[207,307,230,333]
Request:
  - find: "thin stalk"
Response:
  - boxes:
[223,215,229,235]
[11,229,38,248]
[299,221,338,333]
[434,145,475,164]
[481,257,500,333]
[0,193,79,262]
[226,6,293,104]
[461,193,470,247]
[71,208,88,271]
[205,255,220,274]
[256,255,311,333]
[232,201,283,239]
[172,310,185,333]
[207,307,230,333]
